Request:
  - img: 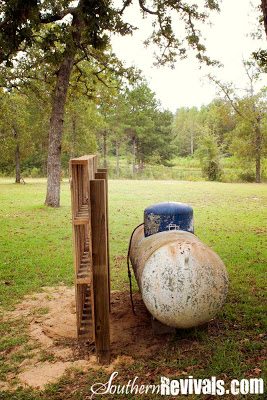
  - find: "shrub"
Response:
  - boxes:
[196,131,222,181]
[30,167,41,178]
[238,170,255,182]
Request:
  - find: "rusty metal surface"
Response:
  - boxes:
[130,227,228,329]
[144,213,161,236]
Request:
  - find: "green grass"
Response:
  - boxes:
[0,178,266,398]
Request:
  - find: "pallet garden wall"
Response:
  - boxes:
[69,155,110,364]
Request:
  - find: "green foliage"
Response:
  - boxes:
[125,84,174,166]
[173,100,236,158]
[0,1,220,66]
[208,60,267,182]
[238,169,257,183]
[196,130,222,181]
[198,99,236,148]
[148,109,176,165]
[173,107,201,156]
[0,85,51,179]
[228,94,267,175]
[97,83,175,170]
[0,90,33,169]
[63,97,99,158]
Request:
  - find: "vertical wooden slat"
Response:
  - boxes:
[86,158,95,340]
[90,179,110,364]
[87,157,94,180]
[70,163,80,337]
[95,171,110,311]
[93,155,98,175]
[73,165,78,217]
[77,165,80,210]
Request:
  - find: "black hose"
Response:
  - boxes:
[127,222,144,315]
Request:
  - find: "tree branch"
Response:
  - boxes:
[208,74,244,118]
[138,0,158,15]
[39,7,77,24]
[119,0,133,15]
[93,71,111,88]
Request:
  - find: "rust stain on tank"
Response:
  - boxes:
[167,243,177,259]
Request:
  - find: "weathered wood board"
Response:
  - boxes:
[70,155,110,364]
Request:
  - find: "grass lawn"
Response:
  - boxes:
[0,178,266,399]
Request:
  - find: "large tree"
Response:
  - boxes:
[124,84,175,170]
[0,0,220,206]
[209,61,267,183]
[98,89,130,174]
[173,107,201,156]
[198,100,235,149]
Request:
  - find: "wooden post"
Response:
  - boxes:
[95,170,110,311]
[90,179,110,364]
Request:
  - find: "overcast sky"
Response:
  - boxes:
[111,0,267,112]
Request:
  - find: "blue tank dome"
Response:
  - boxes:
[144,202,194,237]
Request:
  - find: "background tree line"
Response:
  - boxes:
[0,63,266,184]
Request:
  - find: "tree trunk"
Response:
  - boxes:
[255,155,261,184]
[115,141,120,176]
[15,143,21,183]
[45,53,74,207]
[190,131,194,155]
[71,116,76,158]
[255,119,261,183]
[42,155,47,177]
[44,7,82,207]
[103,130,108,168]
[132,136,136,175]
[13,127,21,183]
[261,0,267,38]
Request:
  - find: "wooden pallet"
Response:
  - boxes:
[70,155,110,364]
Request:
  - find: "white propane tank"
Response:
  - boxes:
[129,226,228,329]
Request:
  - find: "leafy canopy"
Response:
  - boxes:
[0,0,220,68]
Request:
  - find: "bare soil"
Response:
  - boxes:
[1,286,172,390]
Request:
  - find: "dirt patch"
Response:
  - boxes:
[110,291,171,358]
[1,286,172,390]
[18,361,73,388]
[252,227,267,235]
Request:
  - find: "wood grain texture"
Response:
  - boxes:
[95,171,110,311]
[90,179,110,364]
[70,155,110,361]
